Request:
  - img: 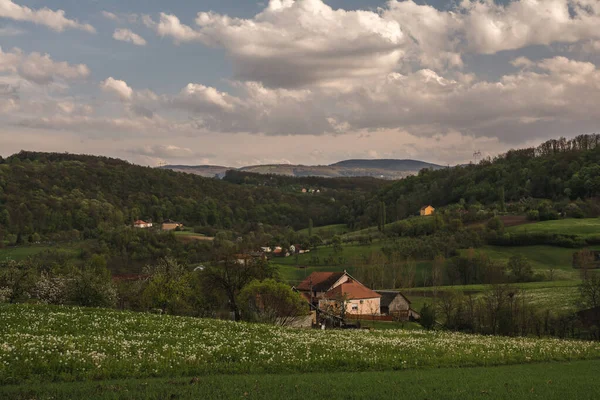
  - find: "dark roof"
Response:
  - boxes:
[297,271,345,292]
[376,291,411,307]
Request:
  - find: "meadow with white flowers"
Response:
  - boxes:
[2,304,600,385]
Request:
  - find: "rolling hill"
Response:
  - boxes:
[161,159,443,179]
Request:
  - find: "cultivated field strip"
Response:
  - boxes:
[2,304,600,383]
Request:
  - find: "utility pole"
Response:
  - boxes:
[473,150,482,164]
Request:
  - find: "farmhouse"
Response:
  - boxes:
[420,205,435,216]
[133,220,152,229]
[161,219,183,231]
[295,271,350,306]
[377,291,420,321]
[321,281,381,316]
[296,271,381,315]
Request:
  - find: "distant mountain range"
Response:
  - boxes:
[161,159,444,180]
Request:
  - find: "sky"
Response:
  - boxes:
[0,0,599,167]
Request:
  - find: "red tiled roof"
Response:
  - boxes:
[324,280,381,300]
[296,271,345,292]
[134,220,147,224]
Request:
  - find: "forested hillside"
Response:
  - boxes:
[384,134,600,220]
[0,151,381,238]
[1,134,599,241]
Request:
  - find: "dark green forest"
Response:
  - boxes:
[0,151,377,237]
[383,134,600,220]
[1,133,599,241]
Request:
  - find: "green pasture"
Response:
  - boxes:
[3,360,599,400]
[296,223,350,238]
[0,245,63,261]
[507,218,600,237]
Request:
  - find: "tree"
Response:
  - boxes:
[238,279,307,325]
[498,186,506,213]
[419,304,436,330]
[579,274,600,309]
[308,218,313,237]
[203,254,275,320]
[332,235,343,254]
[309,234,323,249]
[67,263,117,308]
[431,255,445,299]
[507,255,534,282]
[486,216,504,233]
[142,258,193,314]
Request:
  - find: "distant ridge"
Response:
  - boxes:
[161,158,443,180]
[330,159,442,170]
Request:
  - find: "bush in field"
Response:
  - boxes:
[507,255,534,283]
[0,260,37,303]
[527,210,540,221]
[32,273,68,305]
[486,216,504,233]
[67,265,117,308]
[238,279,307,325]
[419,304,436,330]
[141,258,193,315]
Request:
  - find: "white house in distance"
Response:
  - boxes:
[133,220,153,229]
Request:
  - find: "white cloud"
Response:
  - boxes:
[127,144,206,159]
[113,28,146,46]
[457,0,600,54]
[100,77,133,101]
[0,0,95,33]
[0,25,24,36]
[145,0,600,89]
[0,47,90,84]
[101,11,119,22]
[146,1,405,88]
[143,12,203,43]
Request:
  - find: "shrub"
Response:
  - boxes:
[67,266,117,308]
[526,210,540,221]
[32,273,68,305]
[238,279,307,325]
[419,304,436,330]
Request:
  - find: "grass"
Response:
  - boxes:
[403,280,583,314]
[3,360,600,399]
[507,218,600,237]
[296,224,350,238]
[3,304,600,385]
[0,245,63,261]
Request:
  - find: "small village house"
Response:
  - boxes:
[377,291,420,321]
[161,219,183,231]
[295,271,351,307]
[320,280,381,316]
[133,220,152,229]
[420,205,435,216]
[296,271,380,315]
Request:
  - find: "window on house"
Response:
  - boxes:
[359,300,364,304]
[352,305,358,311]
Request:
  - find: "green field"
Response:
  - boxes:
[508,218,600,237]
[296,223,350,238]
[3,360,600,399]
[469,245,599,280]
[0,245,56,261]
[3,304,600,387]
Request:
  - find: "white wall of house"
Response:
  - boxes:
[320,297,381,316]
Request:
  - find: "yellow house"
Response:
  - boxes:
[420,205,435,216]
